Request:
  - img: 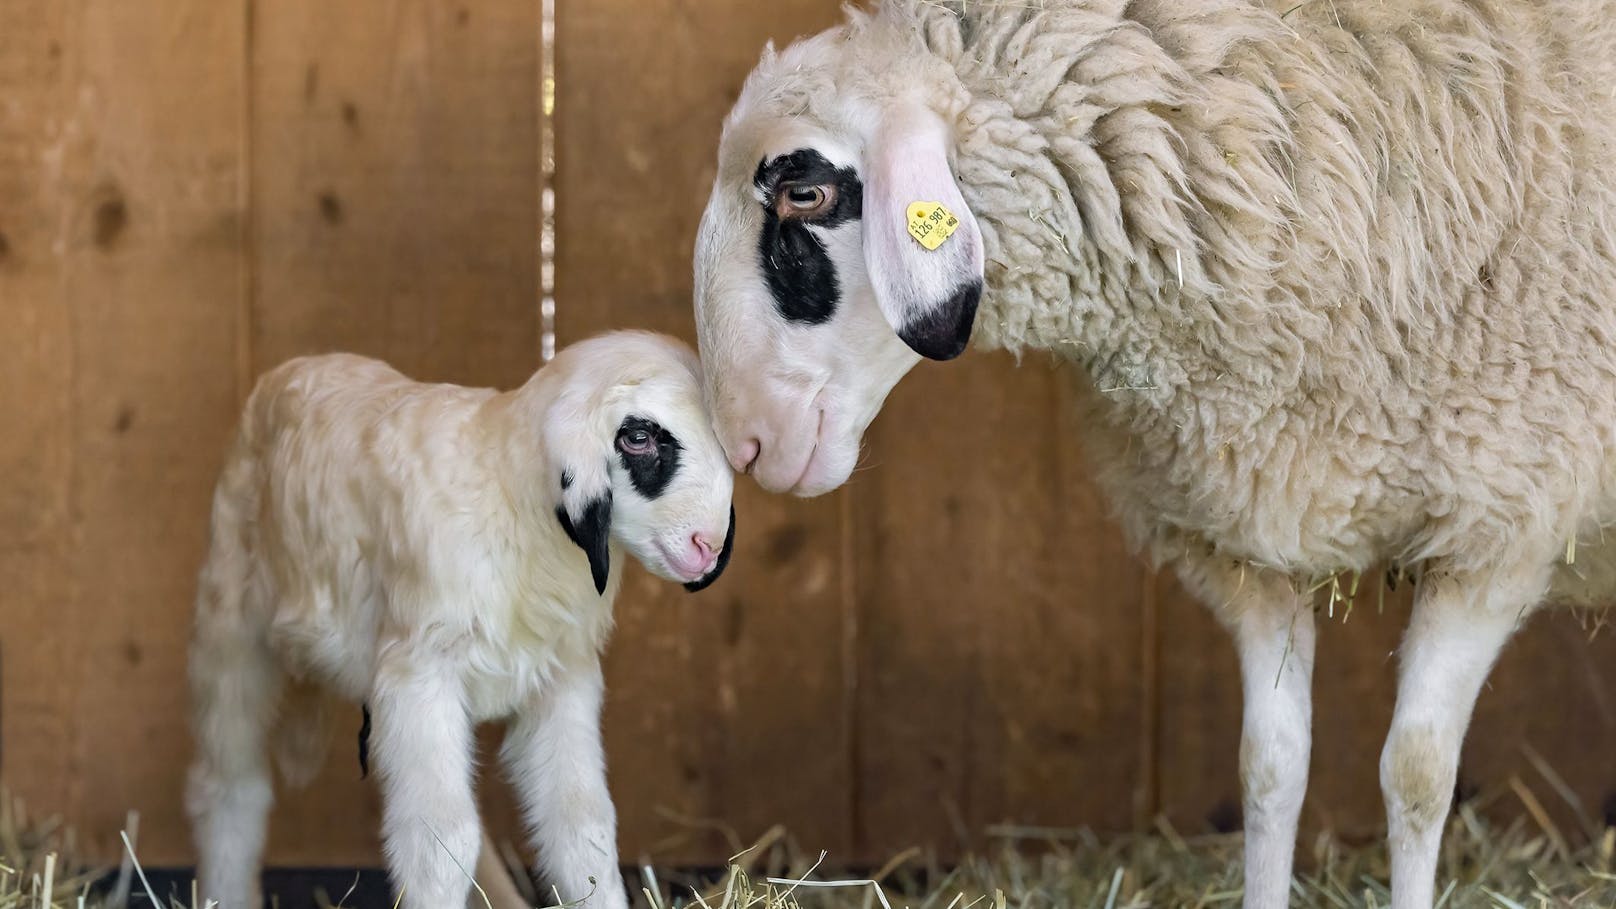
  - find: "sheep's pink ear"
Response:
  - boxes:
[862,106,984,361]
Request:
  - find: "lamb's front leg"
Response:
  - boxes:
[1182,560,1315,909]
[502,662,628,909]
[370,652,482,909]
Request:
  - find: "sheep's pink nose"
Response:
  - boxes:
[728,438,761,473]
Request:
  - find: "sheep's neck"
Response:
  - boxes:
[930,11,1225,417]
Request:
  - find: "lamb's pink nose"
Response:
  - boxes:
[690,532,720,574]
[728,438,761,473]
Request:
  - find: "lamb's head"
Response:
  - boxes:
[545,332,736,595]
[693,20,984,497]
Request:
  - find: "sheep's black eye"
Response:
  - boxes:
[752,149,863,325]
[618,429,655,456]
[778,184,832,218]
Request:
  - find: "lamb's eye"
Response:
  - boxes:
[777,184,833,218]
[618,429,656,456]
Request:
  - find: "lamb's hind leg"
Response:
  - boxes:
[1180,559,1315,909]
[1382,564,1543,909]
[186,609,282,909]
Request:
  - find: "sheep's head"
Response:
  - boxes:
[693,26,983,497]
[545,332,736,595]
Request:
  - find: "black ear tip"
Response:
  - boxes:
[897,280,981,361]
[684,506,737,593]
[557,494,613,596]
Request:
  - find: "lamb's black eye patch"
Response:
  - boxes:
[617,416,682,498]
[754,149,863,325]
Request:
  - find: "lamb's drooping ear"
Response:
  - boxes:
[863,104,985,361]
[555,474,612,595]
[546,397,615,595]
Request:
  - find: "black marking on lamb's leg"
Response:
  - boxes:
[556,493,613,594]
[560,470,573,491]
[685,506,737,593]
[898,279,981,361]
[358,703,372,779]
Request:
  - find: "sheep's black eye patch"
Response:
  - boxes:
[754,149,863,325]
[616,416,682,498]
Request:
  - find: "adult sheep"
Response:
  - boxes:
[689,2,1616,908]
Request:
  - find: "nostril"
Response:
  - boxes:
[691,533,718,561]
[731,438,761,473]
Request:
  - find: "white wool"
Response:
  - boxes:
[185,331,733,909]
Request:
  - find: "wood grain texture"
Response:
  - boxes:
[853,359,1151,860]
[0,0,249,864]
[554,0,855,864]
[1461,611,1616,837]
[251,0,541,388]
[249,0,542,864]
[0,0,78,816]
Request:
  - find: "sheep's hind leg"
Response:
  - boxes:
[1381,565,1543,909]
[1182,560,1315,909]
[186,617,282,909]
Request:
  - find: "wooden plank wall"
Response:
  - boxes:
[1,0,1614,872]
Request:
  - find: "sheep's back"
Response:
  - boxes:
[936,0,1616,576]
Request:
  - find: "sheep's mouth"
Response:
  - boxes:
[780,407,822,492]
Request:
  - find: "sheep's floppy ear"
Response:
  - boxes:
[862,104,985,361]
[547,403,614,595]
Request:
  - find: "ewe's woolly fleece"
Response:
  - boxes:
[751,0,1616,591]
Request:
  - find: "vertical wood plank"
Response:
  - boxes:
[853,359,1150,859]
[0,0,249,864]
[0,0,79,821]
[252,1,541,389]
[1456,613,1616,835]
[555,0,854,863]
[249,0,542,864]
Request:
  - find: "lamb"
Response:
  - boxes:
[688,2,1616,907]
[185,330,736,909]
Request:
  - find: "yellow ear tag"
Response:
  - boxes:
[906,201,961,251]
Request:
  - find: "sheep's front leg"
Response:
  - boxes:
[1382,568,1538,909]
[502,663,628,909]
[1184,561,1314,909]
[370,653,482,909]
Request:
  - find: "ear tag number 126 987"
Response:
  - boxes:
[907,201,960,251]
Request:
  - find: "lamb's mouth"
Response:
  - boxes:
[683,508,736,593]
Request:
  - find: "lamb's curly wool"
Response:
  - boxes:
[764,0,1616,588]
